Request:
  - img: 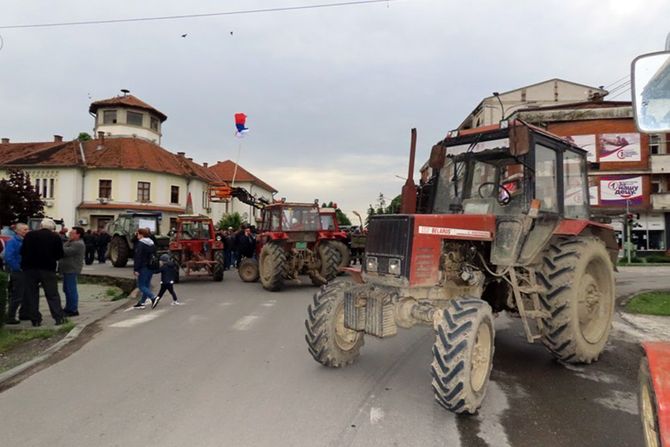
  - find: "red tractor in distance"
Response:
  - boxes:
[305,124,618,415]
[319,207,351,271]
[237,202,342,291]
[169,214,224,282]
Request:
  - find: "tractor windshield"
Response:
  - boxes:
[320,214,336,231]
[282,207,320,231]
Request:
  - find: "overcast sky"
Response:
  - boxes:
[1,0,669,221]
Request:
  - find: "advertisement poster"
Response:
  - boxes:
[599,175,643,206]
[598,133,641,162]
[565,135,597,162]
[589,185,599,206]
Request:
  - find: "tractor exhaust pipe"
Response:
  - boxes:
[400,128,417,214]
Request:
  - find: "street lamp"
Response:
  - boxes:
[492,92,505,121]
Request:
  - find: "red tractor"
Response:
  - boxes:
[319,207,350,271]
[237,202,342,291]
[305,123,618,414]
[169,214,224,282]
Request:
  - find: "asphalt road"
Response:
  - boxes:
[0,266,668,447]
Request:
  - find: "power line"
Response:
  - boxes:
[603,74,629,90]
[609,87,631,100]
[0,0,398,30]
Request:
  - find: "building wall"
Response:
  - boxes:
[94,106,162,143]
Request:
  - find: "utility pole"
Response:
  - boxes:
[626,199,632,263]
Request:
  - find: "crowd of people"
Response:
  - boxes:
[2,219,86,326]
[218,225,257,270]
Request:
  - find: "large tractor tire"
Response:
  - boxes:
[109,236,129,267]
[213,250,225,282]
[260,243,288,291]
[538,237,615,364]
[431,298,495,414]
[331,240,351,275]
[305,281,364,367]
[638,355,662,447]
[239,258,260,283]
[310,242,341,287]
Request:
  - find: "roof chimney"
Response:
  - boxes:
[1,138,9,144]
[177,152,185,157]
[203,162,208,168]
[187,157,193,161]
[54,135,63,142]
[97,131,105,144]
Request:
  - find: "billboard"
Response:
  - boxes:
[599,175,644,206]
[598,133,641,162]
[565,135,597,162]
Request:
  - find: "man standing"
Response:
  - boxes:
[132,228,156,309]
[83,229,96,265]
[224,227,235,270]
[237,226,256,266]
[60,227,85,316]
[97,229,111,263]
[4,223,29,325]
[21,218,65,326]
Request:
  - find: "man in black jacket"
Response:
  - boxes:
[21,218,66,326]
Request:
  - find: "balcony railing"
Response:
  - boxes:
[651,192,670,210]
[650,154,670,174]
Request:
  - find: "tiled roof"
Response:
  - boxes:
[208,160,277,193]
[89,94,167,122]
[0,137,217,183]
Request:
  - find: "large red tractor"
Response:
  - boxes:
[169,214,224,282]
[237,202,342,291]
[305,123,618,414]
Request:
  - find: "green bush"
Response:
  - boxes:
[643,254,670,263]
[0,271,7,329]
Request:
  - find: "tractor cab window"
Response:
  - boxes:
[433,159,465,213]
[282,207,320,231]
[269,209,281,231]
[535,145,559,213]
[321,214,335,230]
[563,150,589,219]
[179,221,209,240]
[464,157,526,214]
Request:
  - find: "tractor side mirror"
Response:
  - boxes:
[632,51,670,133]
[429,144,445,170]
[509,124,530,156]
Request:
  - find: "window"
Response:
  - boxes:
[49,179,55,198]
[651,180,661,194]
[563,151,588,218]
[150,117,159,131]
[137,181,151,202]
[34,178,54,198]
[171,185,179,204]
[127,111,143,127]
[103,110,117,124]
[99,179,112,199]
[35,179,41,196]
[649,134,660,155]
[535,145,558,212]
[202,190,209,209]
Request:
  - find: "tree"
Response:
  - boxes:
[376,193,386,214]
[0,169,44,228]
[385,194,401,214]
[77,132,92,141]
[217,212,243,230]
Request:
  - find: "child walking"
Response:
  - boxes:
[152,254,181,308]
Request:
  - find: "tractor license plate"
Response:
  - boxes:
[296,242,307,250]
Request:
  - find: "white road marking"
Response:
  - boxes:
[232,315,259,331]
[595,390,638,415]
[476,381,511,447]
[261,300,277,307]
[110,313,161,328]
[219,302,233,307]
[369,407,384,425]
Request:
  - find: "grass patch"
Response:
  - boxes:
[0,322,75,354]
[626,291,670,316]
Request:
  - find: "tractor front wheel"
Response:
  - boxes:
[109,236,129,267]
[310,242,340,286]
[331,241,350,274]
[213,250,224,282]
[538,237,615,364]
[260,243,287,291]
[239,258,260,282]
[305,281,364,367]
[431,298,495,414]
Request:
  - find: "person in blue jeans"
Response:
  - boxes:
[60,227,86,316]
[4,223,29,324]
[133,228,157,309]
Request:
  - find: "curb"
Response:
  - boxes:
[0,294,131,389]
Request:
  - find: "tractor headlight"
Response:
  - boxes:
[366,256,378,272]
[388,258,401,276]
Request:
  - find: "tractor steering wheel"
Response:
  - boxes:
[478,182,512,206]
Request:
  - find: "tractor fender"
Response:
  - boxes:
[342,266,365,284]
[643,341,670,447]
[264,232,289,241]
[553,219,619,267]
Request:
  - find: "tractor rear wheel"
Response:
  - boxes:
[260,243,287,291]
[331,241,350,274]
[109,236,129,267]
[431,298,494,414]
[538,237,615,363]
[213,250,224,282]
[239,258,259,282]
[305,281,364,367]
[310,242,340,286]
